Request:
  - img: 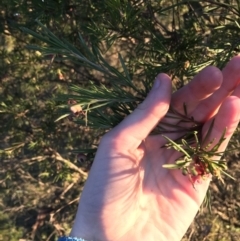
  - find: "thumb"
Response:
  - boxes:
[108,74,172,146]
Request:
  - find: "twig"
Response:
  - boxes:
[19,152,88,178]
[50,197,80,222]
[60,182,75,198]
[21,155,46,163]
[53,152,88,178]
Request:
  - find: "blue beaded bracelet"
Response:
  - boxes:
[57,236,89,241]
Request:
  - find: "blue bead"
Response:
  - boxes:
[57,237,88,241]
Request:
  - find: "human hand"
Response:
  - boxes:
[70,56,240,241]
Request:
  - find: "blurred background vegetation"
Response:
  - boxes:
[0,0,240,240]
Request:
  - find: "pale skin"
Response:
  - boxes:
[70,56,240,241]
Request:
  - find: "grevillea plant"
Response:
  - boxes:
[20,12,239,210]
[162,119,232,186]
[148,101,232,190]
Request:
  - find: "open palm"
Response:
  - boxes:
[70,57,240,241]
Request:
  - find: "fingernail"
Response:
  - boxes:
[153,78,161,89]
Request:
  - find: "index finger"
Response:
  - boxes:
[192,55,240,122]
[171,66,222,114]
